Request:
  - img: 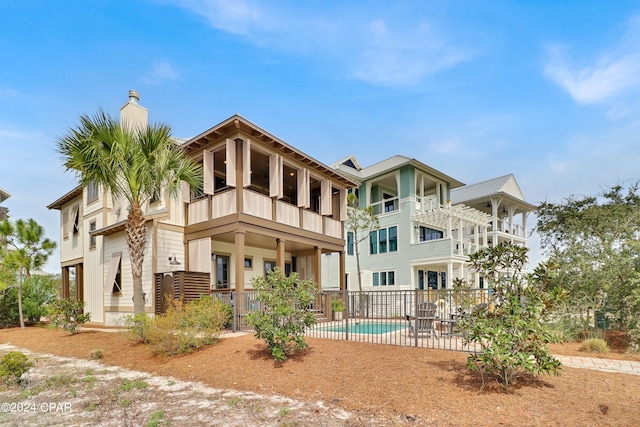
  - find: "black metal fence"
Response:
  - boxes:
[211,288,491,351]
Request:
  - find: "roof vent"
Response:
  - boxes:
[128,90,140,104]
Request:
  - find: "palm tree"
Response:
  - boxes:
[56,110,202,314]
[0,218,56,329]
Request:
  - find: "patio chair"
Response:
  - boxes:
[406,302,438,339]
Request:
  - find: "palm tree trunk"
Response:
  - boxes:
[126,202,147,314]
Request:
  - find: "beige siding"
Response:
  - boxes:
[82,213,104,323]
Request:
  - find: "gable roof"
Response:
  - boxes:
[333,155,464,188]
[181,114,358,188]
[47,185,83,210]
[450,174,537,211]
[0,187,10,204]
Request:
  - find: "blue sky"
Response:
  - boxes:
[2,0,640,272]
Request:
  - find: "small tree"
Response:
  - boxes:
[457,242,562,392]
[0,219,56,329]
[344,193,379,292]
[245,268,317,361]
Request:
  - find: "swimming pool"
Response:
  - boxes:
[320,321,406,335]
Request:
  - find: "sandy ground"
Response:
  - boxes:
[0,327,639,426]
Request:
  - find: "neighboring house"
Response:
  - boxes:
[48,91,357,326]
[0,187,10,222]
[322,155,536,291]
[0,187,10,253]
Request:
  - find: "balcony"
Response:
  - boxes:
[370,196,399,216]
[187,188,343,239]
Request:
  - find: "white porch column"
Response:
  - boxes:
[483,225,488,248]
[474,225,479,253]
[447,262,453,288]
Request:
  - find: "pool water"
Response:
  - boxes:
[321,322,406,334]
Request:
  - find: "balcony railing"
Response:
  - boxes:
[370,196,399,215]
[489,219,526,238]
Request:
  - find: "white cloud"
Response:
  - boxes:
[544,15,640,104]
[172,0,264,35]
[142,60,181,85]
[166,1,471,86]
[351,19,468,86]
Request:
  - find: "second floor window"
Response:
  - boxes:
[89,221,96,249]
[347,232,354,256]
[419,226,443,242]
[371,226,398,254]
[87,181,99,203]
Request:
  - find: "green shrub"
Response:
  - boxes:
[49,299,90,334]
[580,338,609,353]
[122,313,153,343]
[245,268,317,361]
[457,244,562,392]
[0,351,34,386]
[145,296,228,356]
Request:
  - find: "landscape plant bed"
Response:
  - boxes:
[1,326,639,426]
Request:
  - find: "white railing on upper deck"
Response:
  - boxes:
[302,210,322,234]
[324,217,341,238]
[243,189,272,220]
[415,197,442,212]
[276,200,300,227]
[370,196,399,216]
[489,219,526,238]
[188,198,209,225]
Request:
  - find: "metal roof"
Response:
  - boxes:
[451,174,522,203]
[332,154,464,188]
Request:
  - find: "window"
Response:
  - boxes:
[309,176,321,213]
[244,257,253,269]
[371,226,398,254]
[383,193,395,212]
[440,272,446,289]
[217,255,229,289]
[346,232,354,256]
[479,277,484,289]
[113,261,122,294]
[149,190,161,204]
[249,148,270,196]
[419,226,444,242]
[87,181,99,203]
[89,221,96,249]
[369,231,378,255]
[264,260,276,277]
[284,262,292,276]
[379,229,387,253]
[389,226,397,251]
[373,271,395,286]
[427,271,438,289]
[106,252,123,296]
[72,206,80,235]
[282,164,298,205]
[213,148,227,192]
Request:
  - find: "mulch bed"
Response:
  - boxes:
[1,326,639,426]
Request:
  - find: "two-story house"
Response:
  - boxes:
[48,91,357,326]
[323,155,536,291]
